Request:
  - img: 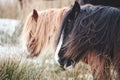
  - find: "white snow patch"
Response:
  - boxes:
[0,45,28,58]
[0,19,20,37]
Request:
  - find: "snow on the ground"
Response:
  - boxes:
[0,19,27,58]
[0,19,20,37]
[0,45,28,58]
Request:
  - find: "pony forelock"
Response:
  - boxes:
[21,7,69,57]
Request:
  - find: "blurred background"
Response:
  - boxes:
[0,0,74,20]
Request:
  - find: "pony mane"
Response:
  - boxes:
[21,7,69,57]
[63,5,120,62]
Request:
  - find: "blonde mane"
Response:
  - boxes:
[21,7,69,57]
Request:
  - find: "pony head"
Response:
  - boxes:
[21,9,38,52]
[55,1,120,79]
[55,1,80,68]
[56,1,120,70]
[21,7,69,57]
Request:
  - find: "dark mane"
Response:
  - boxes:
[63,6,120,62]
[55,2,80,46]
[56,1,120,79]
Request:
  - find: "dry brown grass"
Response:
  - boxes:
[0,56,93,80]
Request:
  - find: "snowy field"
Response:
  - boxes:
[0,19,19,37]
[0,19,26,58]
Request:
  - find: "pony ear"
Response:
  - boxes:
[69,1,80,19]
[32,9,38,22]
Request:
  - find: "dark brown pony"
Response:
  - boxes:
[55,1,120,80]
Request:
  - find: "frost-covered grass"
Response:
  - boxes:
[0,19,21,45]
[0,58,41,80]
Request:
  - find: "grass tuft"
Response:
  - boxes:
[0,57,93,80]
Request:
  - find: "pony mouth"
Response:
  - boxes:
[58,58,76,70]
